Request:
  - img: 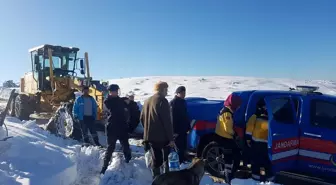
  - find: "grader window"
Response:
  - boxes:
[44,56,61,69]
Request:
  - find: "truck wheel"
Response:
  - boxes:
[202,141,232,179]
[14,94,31,121]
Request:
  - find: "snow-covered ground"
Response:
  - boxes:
[0,76,335,185]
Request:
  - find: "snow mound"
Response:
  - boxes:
[70,146,105,185]
[0,119,79,185]
[100,154,152,185]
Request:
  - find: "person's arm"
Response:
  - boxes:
[104,99,111,110]
[159,99,174,142]
[169,100,178,134]
[92,97,98,120]
[245,114,257,146]
[72,97,79,119]
[183,101,191,131]
[140,101,146,127]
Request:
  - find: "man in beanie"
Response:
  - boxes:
[140,81,175,179]
[72,86,101,146]
[100,84,132,175]
[215,93,242,184]
[169,86,190,163]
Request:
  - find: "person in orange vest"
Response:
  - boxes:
[245,99,274,183]
[215,93,242,184]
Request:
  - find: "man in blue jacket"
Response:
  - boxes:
[73,86,101,146]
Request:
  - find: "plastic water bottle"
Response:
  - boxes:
[168,148,180,171]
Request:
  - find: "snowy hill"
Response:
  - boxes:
[0,76,336,185]
[108,76,336,103]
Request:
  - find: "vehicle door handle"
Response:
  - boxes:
[273,133,283,136]
[304,132,321,138]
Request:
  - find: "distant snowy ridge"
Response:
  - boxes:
[108,76,336,103]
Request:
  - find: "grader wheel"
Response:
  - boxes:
[14,94,31,121]
[8,93,17,116]
[53,103,76,138]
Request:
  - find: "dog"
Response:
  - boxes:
[151,158,207,185]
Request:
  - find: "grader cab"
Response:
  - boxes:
[9,44,108,138]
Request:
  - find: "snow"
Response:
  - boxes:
[0,76,335,185]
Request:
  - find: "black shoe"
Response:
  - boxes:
[100,166,107,175]
[125,156,131,163]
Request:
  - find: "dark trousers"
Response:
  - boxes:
[80,116,100,145]
[251,141,274,182]
[149,142,170,179]
[175,134,187,163]
[216,135,240,184]
[101,129,131,174]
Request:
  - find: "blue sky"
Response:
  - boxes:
[0,0,335,81]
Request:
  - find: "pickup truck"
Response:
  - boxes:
[185,86,336,183]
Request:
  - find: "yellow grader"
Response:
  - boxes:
[8,44,108,139]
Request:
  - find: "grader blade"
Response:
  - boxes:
[0,89,16,141]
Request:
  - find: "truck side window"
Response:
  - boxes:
[269,98,295,124]
[310,100,336,129]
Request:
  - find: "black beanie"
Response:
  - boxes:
[175,86,186,94]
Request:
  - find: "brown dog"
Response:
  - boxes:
[151,158,207,185]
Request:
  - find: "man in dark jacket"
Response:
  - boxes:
[100,84,132,175]
[169,86,190,163]
[123,92,141,133]
[141,81,175,179]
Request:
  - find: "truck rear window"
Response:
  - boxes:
[310,100,336,129]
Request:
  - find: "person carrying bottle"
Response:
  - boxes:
[100,84,132,175]
[140,81,175,179]
[215,93,242,184]
[245,98,274,183]
[72,86,101,146]
[169,86,190,164]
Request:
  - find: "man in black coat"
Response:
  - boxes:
[122,92,141,133]
[170,86,190,163]
[100,84,132,175]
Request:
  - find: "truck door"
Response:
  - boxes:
[264,95,300,173]
[298,96,336,178]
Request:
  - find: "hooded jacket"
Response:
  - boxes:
[215,94,242,139]
[246,102,269,143]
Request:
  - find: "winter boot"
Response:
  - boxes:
[125,155,131,163]
[100,159,110,175]
[224,170,233,185]
[100,166,107,175]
